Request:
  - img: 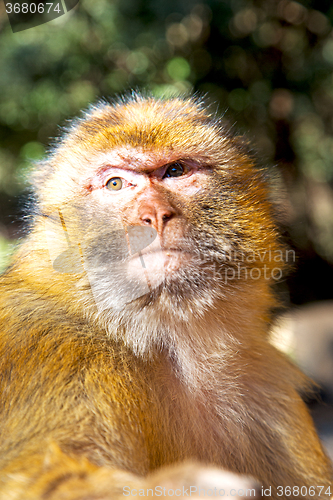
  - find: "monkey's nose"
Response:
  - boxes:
[139,206,175,232]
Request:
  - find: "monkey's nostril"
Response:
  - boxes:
[143,217,152,225]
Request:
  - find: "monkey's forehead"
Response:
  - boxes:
[60,97,239,156]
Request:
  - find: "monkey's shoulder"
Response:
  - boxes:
[0,273,145,384]
[0,277,197,471]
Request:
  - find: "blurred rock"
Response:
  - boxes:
[270,301,333,461]
[270,301,333,400]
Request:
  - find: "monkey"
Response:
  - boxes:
[0,94,332,500]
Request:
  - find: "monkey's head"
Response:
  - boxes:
[32,94,286,347]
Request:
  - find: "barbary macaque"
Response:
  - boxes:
[0,95,332,500]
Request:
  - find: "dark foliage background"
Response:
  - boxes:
[0,0,333,305]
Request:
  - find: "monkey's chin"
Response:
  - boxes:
[128,249,220,308]
[84,248,217,315]
[130,248,208,297]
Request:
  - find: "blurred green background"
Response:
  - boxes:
[0,0,333,305]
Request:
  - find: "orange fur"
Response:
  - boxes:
[0,95,332,499]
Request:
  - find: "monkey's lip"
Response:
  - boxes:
[129,247,194,262]
[126,248,192,286]
[162,247,189,254]
[139,248,193,257]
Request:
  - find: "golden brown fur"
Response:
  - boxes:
[0,95,331,499]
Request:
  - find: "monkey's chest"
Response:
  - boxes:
[87,356,223,473]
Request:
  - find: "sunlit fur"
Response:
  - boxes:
[0,94,331,499]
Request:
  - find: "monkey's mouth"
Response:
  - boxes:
[152,248,193,257]
[85,244,217,312]
[127,246,195,282]
[130,247,195,266]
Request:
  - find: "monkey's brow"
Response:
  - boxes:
[135,163,170,174]
[137,159,194,175]
[100,159,189,175]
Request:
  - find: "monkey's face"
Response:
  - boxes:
[69,146,222,312]
[40,97,283,317]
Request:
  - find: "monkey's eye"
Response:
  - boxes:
[106,177,123,191]
[164,162,185,178]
